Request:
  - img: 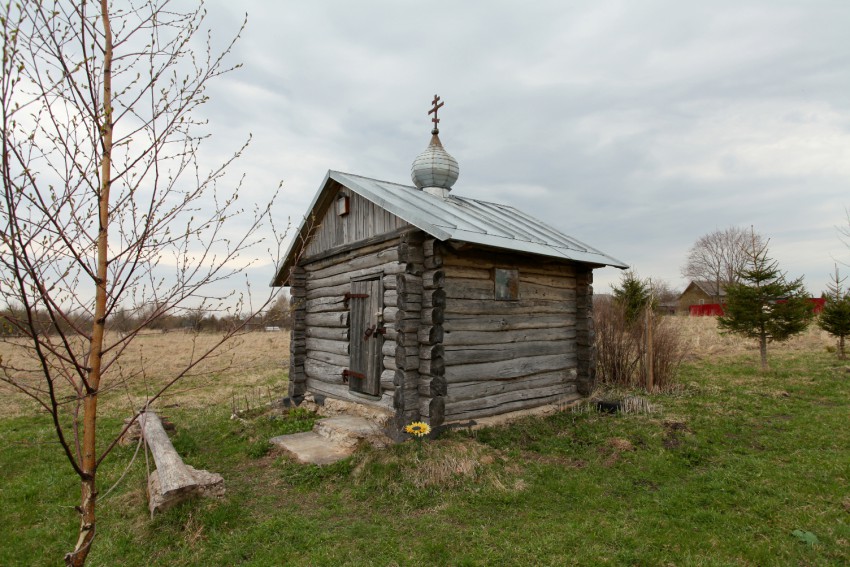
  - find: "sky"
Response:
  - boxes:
[195,0,850,298]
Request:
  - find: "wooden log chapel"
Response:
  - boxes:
[272,96,627,439]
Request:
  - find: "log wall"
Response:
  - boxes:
[288,266,307,399]
[435,246,583,422]
[296,236,409,414]
[393,232,425,429]
[417,238,446,426]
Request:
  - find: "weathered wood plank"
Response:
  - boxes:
[445,353,574,382]
[383,307,398,324]
[381,340,396,358]
[394,369,419,389]
[305,350,348,368]
[397,273,424,296]
[444,299,574,316]
[442,326,576,346]
[304,243,400,277]
[381,369,395,391]
[305,358,345,383]
[305,282,349,300]
[398,294,422,311]
[420,344,444,360]
[305,379,394,410]
[445,390,581,422]
[442,249,576,277]
[305,327,349,341]
[305,337,349,357]
[419,356,445,377]
[520,282,576,301]
[521,273,577,290]
[422,269,445,289]
[429,396,445,425]
[440,266,577,289]
[306,261,403,289]
[443,314,572,332]
[442,278,494,300]
[384,289,398,308]
[304,296,347,313]
[444,340,573,365]
[299,234,399,277]
[418,325,444,345]
[422,308,444,325]
[305,311,349,327]
[442,278,575,301]
[446,370,576,403]
[422,288,446,309]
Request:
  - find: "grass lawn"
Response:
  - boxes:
[1,342,848,564]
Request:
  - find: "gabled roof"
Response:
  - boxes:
[680,280,727,299]
[272,170,628,286]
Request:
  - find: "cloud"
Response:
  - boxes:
[191,0,850,299]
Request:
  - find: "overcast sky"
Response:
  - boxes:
[198,0,850,297]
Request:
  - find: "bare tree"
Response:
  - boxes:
[681,226,765,304]
[0,2,283,564]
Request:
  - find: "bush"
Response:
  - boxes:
[595,295,686,391]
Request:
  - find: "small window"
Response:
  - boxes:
[494,268,519,301]
[336,193,350,216]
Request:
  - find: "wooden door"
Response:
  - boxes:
[348,277,383,396]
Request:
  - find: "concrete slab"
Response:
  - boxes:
[270,431,353,466]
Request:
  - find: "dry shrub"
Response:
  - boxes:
[595,297,640,386]
[595,296,686,391]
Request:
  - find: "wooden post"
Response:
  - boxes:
[645,306,654,392]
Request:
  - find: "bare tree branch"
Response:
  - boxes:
[0,2,282,564]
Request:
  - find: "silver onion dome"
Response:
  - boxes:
[410,129,460,198]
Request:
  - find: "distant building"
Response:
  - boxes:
[678,281,726,316]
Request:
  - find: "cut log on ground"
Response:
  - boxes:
[140,411,225,514]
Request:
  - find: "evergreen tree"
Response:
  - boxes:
[718,236,813,370]
[612,271,653,324]
[818,266,850,359]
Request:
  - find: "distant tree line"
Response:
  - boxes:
[1,295,293,337]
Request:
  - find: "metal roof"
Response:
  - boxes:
[272,170,627,286]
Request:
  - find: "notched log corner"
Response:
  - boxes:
[140,411,225,515]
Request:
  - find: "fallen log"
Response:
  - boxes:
[140,411,224,514]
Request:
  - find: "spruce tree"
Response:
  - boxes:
[718,236,813,370]
[818,266,850,359]
[612,270,653,324]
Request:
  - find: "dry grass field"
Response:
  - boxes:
[0,317,836,419]
[0,330,291,418]
[675,314,834,360]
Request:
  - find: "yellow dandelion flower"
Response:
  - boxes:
[405,421,431,437]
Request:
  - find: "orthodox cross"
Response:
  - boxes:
[428,94,444,132]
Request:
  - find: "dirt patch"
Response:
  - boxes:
[600,436,637,467]
[662,420,692,450]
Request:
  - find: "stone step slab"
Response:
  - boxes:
[270,415,392,466]
[313,415,392,448]
[270,431,353,466]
